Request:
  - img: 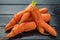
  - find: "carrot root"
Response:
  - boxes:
[39,8,48,13]
[5,21,36,38]
[31,7,57,36]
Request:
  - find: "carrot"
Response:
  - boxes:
[39,8,48,13]
[19,12,30,23]
[5,18,16,31]
[24,21,44,34]
[24,4,32,12]
[41,14,51,22]
[26,14,51,34]
[22,16,45,34]
[24,21,36,32]
[26,16,33,22]
[5,11,24,31]
[31,7,57,36]
[5,3,33,31]
[26,14,51,22]
[5,24,24,38]
[37,24,49,35]
[37,26,44,34]
[5,21,36,38]
[19,3,33,23]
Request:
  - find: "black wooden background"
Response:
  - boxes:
[0,0,60,40]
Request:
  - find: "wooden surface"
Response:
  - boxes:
[0,0,60,4]
[0,0,60,40]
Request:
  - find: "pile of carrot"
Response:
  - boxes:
[4,2,57,38]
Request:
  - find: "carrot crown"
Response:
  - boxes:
[32,0,37,7]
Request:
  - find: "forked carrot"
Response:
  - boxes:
[5,21,36,38]
[26,14,51,34]
[37,26,44,34]
[5,24,24,38]
[31,7,57,36]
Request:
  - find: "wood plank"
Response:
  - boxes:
[0,5,56,15]
[0,5,27,14]
[0,0,60,4]
[50,15,60,27]
[0,15,13,26]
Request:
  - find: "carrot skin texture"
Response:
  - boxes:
[41,14,51,22]
[5,21,36,38]
[31,7,57,36]
[24,21,36,32]
[19,12,30,23]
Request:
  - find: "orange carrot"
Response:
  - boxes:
[41,14,51,22]
[39,8,48,13]
[5,24,24,38]
[24,21,36,32]
[26,16,33,22]
[26,14,51,34]
[26,14,51,22]
[37,26,44,34]
[5,21,36,38]
[37,24,49,35]
[24,4,32,12]
[31,7,57,36]
[5,11,24,31]
[19,12,30,23]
